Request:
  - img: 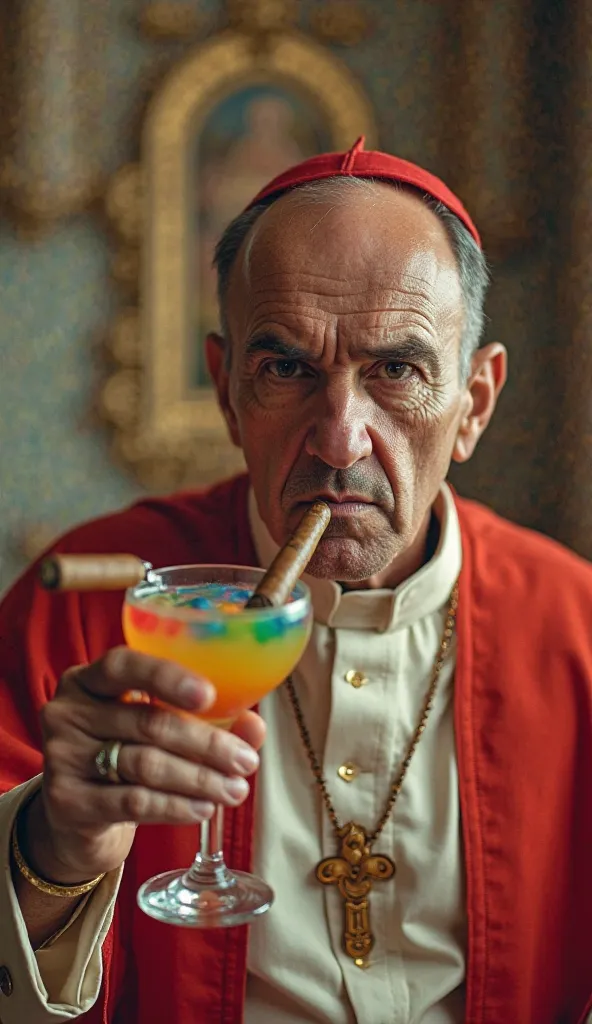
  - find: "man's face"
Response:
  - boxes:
[213,186,488,581]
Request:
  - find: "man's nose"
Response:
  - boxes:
[304,383,373,468]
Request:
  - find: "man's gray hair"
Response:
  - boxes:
[213,176,489,381]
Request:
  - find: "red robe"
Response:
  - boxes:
[1,474,591,1024]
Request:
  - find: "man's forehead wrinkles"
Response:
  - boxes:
[247,308,331,330]
[248,303,437,326]
[250,282,432,300]
[248,281,436,309]
[245,307,439,341]
[247,293,439,328]
[249,267,437,295]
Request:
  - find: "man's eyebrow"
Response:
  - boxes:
[245,333,312,361]
[245,332,442,374]
[372,339,442,376]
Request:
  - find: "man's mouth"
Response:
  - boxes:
[297,495,377,517]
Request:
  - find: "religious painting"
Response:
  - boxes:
[192,85,333,386]
[102,25,378,490]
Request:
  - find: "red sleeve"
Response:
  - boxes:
[0,556,128,794]
[0,563,93,793]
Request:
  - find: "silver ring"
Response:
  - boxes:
[95,740,123,784]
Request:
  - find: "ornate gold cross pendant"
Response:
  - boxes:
[316,822,395,968]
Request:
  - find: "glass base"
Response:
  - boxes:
[137,867,274,928]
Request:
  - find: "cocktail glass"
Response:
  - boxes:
[122,565,312,928]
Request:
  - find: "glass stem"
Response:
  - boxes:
[184,805,235,890]
[200,804,224,862]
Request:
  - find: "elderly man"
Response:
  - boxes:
[0,140,591,1024]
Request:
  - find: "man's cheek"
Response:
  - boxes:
[379,424,436,499]
[242,430,285,495]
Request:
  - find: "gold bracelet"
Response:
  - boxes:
[11,818,105,899]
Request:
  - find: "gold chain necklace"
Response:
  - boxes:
[285,579,459,969]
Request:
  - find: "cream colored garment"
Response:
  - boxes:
[246,483,465,1024]
[0,777,120,1022]
[0,484,464,1023]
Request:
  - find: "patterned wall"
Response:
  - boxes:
[0,0,587,592]
[0,0,147,591]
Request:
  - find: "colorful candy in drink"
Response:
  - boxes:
[123,581,312,727]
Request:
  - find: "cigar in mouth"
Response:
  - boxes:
[39,554,151,592]
[246,501,331,609]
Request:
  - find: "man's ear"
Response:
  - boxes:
[452,342,507,463]
[205,333,241,447]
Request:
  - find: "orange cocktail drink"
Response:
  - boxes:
[123,566,311,727]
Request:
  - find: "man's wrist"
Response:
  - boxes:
[16,789,99,888]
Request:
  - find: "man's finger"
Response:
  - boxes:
[48,779,220,826]
[68,648,216,711]
[49,701,260,778]
[112,745,250,807]
[230,709,267,752]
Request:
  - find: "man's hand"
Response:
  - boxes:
[23,647,265,885]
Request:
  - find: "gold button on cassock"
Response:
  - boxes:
[345,670,368,688]
[338,762,359,782]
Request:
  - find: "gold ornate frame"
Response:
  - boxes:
[101,26,377,491]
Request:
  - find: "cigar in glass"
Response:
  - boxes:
[245,501,331,609]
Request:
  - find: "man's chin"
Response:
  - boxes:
[304,535,397,583]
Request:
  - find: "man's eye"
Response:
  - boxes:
[380,362,414,381]
[267,359,302,379]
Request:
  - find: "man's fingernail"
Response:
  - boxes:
[190,800,215,820]
[179,677,215,709]
[224,777,250,803]
[233,745,259,774]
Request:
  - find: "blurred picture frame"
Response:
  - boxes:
[102,25,377,490]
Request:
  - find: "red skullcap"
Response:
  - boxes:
[246,135,481,248]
